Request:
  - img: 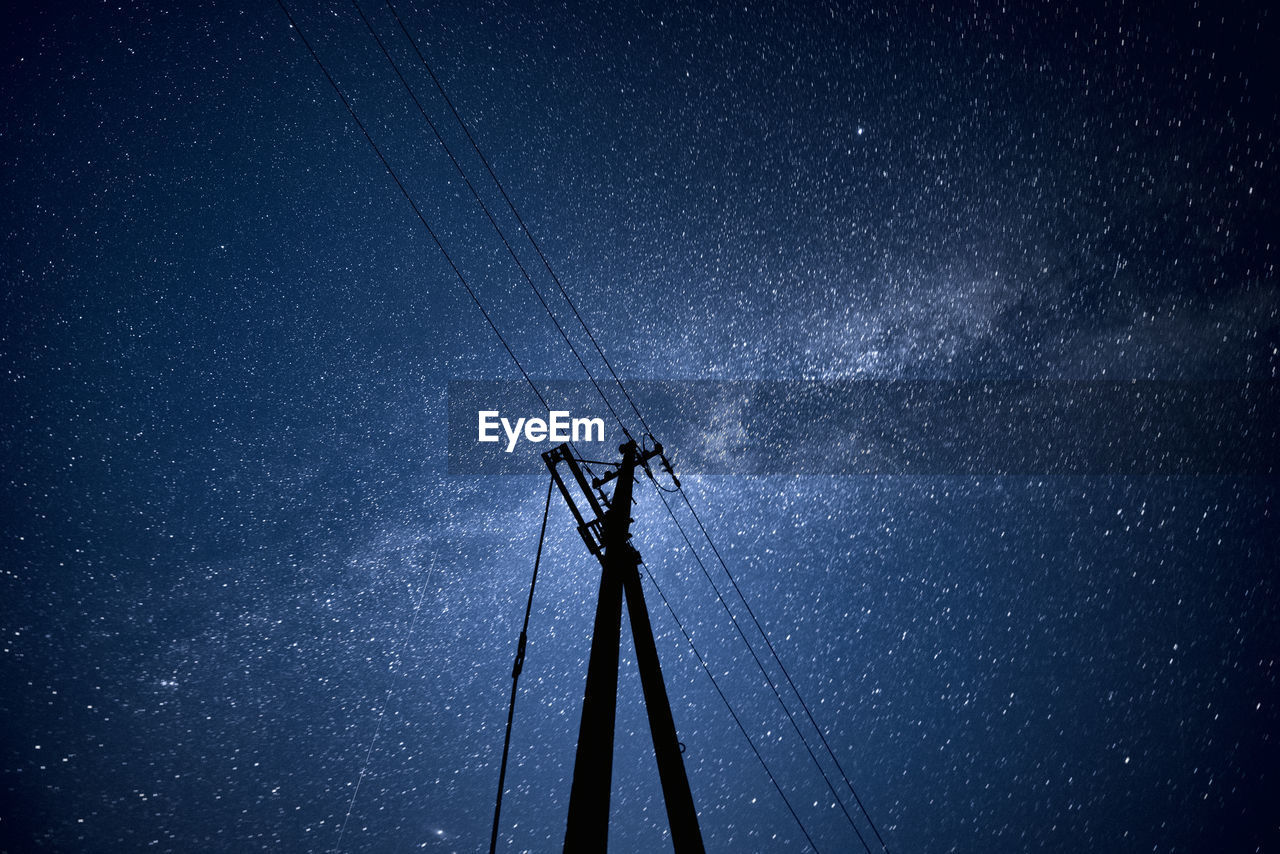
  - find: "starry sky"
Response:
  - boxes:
[2,1,1277,852]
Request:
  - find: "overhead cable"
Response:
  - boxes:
[351,0,632,441]
[639,560,822,854]
[276,0,551,417]
[674,486,891,852]
[648,479,873,853]
[384,0,654,438]
[489,477,554,854]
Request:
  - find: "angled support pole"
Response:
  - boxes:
[623,551,704,853]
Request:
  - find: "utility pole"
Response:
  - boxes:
[545,440,705,854]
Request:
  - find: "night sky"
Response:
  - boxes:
[3,1,1277,852]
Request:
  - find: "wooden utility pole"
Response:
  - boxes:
[545,441,705,854]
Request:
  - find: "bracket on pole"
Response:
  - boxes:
[543,444,609,556]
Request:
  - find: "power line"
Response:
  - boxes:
[490,477,554,854]
[275,0,551,417]
[383,0,654,438]
[647,477,873,853]
[639,559,822,854]
[674,485,892,853]
[279,0,605,476]
[350,0,633,441]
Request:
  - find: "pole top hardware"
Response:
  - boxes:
[592,440,665,491]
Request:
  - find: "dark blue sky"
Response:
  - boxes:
[2,1,1276,852]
